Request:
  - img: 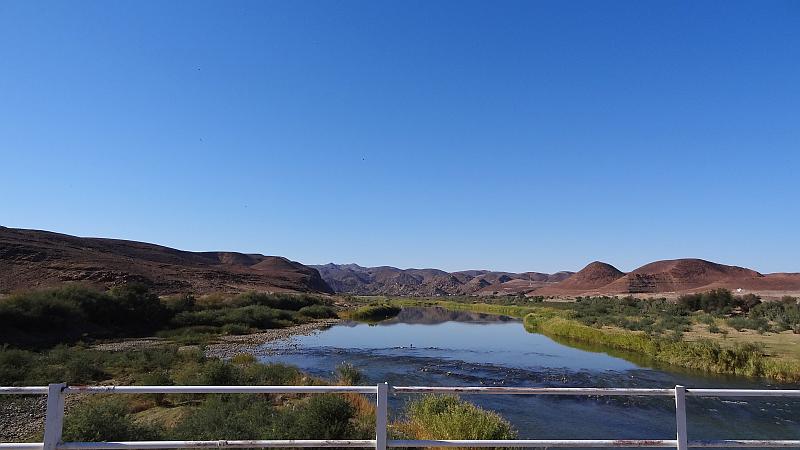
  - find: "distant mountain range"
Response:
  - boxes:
[310,263,573,296]
[314,260,800,298]
[2,226,799,298]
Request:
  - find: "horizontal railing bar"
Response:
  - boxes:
[57,441,376,449]
[4,440,800,449]
[687,389,800,397]
[6,386,800,397]
[389,440,678,447]
[62,386,377,394]
[393,387,676,395]
[0,387,49,395]
[691,441,800,448]
[389,441,800,448]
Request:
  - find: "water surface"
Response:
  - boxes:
[260,307,800,444]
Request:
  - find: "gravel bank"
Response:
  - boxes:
[205,319,340,358]
[0,394,85,442]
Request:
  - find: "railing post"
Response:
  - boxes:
[376,383,389,450]
[674,385,688,450]
[43,383,66,450]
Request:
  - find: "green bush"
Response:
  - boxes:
[335,362,363,385]
[398,395,516,444]
[170,395,275,440]
[171,393,365,444]
[221,323,251,335]
[0,346,36,385]
[171,306,297,329]
[678,289,761,314]
[234,292,326,311]
[0,285,169,348]
[241,363,303,386]
[727,316,770,333]
[349,304,401,322]
[63,398,163,441]
[571,296,690,335]
[298,305,338,319]
[275,394,364,440]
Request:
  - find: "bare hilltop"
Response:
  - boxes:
[2,226,798,298]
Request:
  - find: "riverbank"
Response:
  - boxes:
[394,298,800,382]
[205,319,341,358]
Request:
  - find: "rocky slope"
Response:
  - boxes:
[315,259,800,298]
[0,227,332,295]
[541,259,800,297]
[311,263,572,296]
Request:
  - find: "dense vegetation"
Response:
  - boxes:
[524,314,800,380]
[570,290,800,337]
[2,345,372,443]
[1,344,513,446]
[571,296,691,337]
[347,304,401,322]
[0,286,336,348]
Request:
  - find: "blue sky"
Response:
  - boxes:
[1,1,798,274]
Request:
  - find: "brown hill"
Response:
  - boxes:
[535,261,625,295]
[0,226,332,295]
[534,259,800,297]
[602,259,762,294]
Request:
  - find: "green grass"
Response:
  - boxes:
[524,313,800,382]
[394,395,516,450]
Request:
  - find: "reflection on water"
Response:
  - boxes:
[259,307,800,443]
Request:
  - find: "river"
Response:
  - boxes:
[259,307,800,444]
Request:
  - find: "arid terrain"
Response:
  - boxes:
[317,259,800,298]
[2,226,799,298]
[0,226,332,295]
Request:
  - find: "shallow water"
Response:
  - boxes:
[259,307,800,444]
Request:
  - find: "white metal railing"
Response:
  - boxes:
[2,384,800,449]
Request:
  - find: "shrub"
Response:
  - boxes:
[298,305,338,319]
[231,353,258,365]
[0,346,36,386]
[397,395,516,445]
[0,285,169,347]
[349,304,401,322]
[234,292,325,311]
[170,395,274,440]
[335,362,363,385]
[63,398,163,441]
[275,394,363,441]
[726,316,770,333]
[678,289,761,314]
[221,323,250,335]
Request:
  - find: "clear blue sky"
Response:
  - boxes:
[1,1,798,274]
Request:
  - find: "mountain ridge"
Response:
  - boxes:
[3,226,799,298]
[0,226,332,295]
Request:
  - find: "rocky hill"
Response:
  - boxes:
[311,263,572,296]
[315,259,800,298]
[0,227,332,295]
[542,259,800,297]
